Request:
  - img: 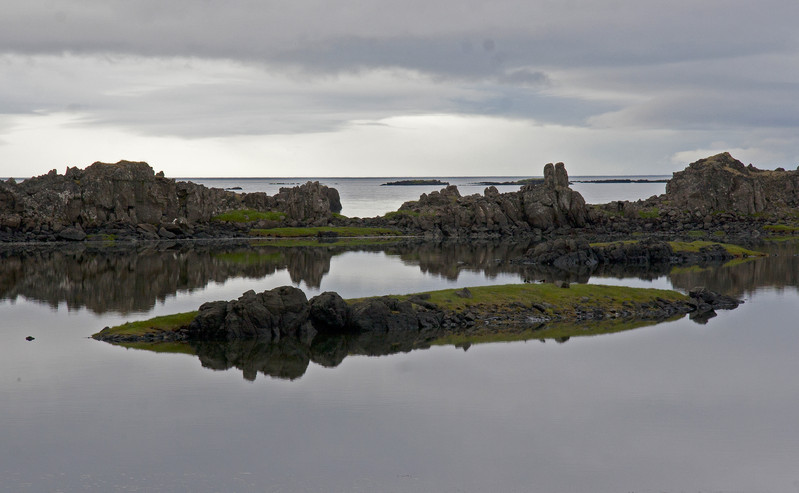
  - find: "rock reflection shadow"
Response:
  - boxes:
[2,239,798,314]
[121,315,679,381]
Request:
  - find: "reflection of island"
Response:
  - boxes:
[668,241,799,298]
[121,316,675,381]
[1,239,795,314]
[0,242,340,314]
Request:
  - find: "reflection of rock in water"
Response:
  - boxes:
[392,240,533,280]
[5,238,793,315]
[192,338,312,381]
[134,311,684,381]
[284,247,331,288]
[669,243,799,298]
[0,242,336,314]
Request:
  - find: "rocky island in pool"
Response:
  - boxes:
[93,283,742,346]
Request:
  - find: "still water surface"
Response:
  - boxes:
[1,181,798,492]
[185,176,668,218]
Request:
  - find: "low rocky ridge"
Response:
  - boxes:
[93,283,742,344]
[363,162,589,238]
[0,160,341,242]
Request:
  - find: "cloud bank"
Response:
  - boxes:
[2,0,798,176]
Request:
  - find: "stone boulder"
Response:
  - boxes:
[188,286,314,342]
[309,291,350,332]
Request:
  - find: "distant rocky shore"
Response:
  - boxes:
[3,152,799,243]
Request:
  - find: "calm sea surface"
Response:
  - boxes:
[2,179,799,492]
[184,176,669,218]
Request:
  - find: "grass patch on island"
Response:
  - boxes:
[95,311,198,339]
[591,239,765,258]
[251,226,402,238]
[212,209,286,223]
[764,224,799,234]
[668,240,765,257]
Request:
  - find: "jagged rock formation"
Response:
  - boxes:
[664,152,799,214]
[377,162,588,237]
[0,160,341,240]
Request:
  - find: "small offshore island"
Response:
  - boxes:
[381,179,449,186]
[2,152,796,346]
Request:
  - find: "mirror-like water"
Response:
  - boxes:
[2,238,798,492]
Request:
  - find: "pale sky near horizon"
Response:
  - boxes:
[2,1,799,178]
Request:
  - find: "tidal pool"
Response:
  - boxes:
[1,239,798,492]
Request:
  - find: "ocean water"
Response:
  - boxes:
[2,180,799,493]
[184,176,669,218]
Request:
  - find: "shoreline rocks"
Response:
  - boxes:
[4,153,799,244]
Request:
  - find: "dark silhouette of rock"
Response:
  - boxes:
[188,286,314,341]
[309,291,350,332]
[348,297,422,333]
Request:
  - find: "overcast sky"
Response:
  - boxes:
[2,0,799,177]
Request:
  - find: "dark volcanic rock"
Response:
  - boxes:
[188,286,313,342]
[57,226,87,241]
[348,297,421,333]
[663,152,799,214]
[384,162,589,237]
[0,161,341,240]
[309,291,350,332]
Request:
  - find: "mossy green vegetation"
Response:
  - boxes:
[250,226,402,238]
[764,224,799,233]
[212,209,286,223]
[590,239,765,258]
[668,240,765,257]
[637,207,659,219]
[431,316,676,347]
[383,210,420,220]
[95,311,197,338]
[388,283,687,318]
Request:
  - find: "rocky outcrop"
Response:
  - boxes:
[663,153,799,215]
[0,160,341,241]
[188,286,316,342]
[376,162,589,237]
